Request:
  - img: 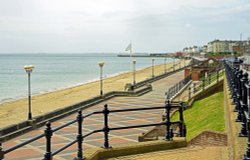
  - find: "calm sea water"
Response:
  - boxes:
[0,53,173,102]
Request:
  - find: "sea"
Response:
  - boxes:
[0,53,173,103]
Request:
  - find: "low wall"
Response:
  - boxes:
[188,78,224,106]
[85,138,187,160]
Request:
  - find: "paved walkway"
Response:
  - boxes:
[2,71,184,160]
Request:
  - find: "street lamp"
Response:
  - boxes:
[152,58,155,78]
[98,61,105,96]
[24,65,34,120]
[164,57,167,74]
[132,59,136,86]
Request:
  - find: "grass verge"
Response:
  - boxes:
[172,91,225,141]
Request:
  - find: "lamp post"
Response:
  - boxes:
[164,57,167,74]
[152,58,155,78]
[24,65,34,120]
[98,62,105,96]
[133,59,136,86]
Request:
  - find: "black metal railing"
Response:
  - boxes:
[0,98,186,160]
[166,75,192,99]
[188,67,224,100]
[224,58,250,160]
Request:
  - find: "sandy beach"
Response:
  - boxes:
[0,59,188,129]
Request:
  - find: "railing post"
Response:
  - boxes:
[202,77,205,91]
[165,96,171,141]
[170,128,174,139]
[179,102,184,137]
[230,68,237,105]
[76,110,83,160]
[103,104,111,148]
[232,68,239,108]
[183,124,187,137]
[0,143,4,160]
[239,73,248,137]
[193,83,196,93]
[44,122,53,160]
[236,70,243,122]
[188,87,191,100]
[217,70,219,83]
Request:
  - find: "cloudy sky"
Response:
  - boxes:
[0,0,250,53]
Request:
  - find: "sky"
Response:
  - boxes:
[0,0,250,53]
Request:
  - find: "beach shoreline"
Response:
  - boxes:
[0,62,163,105]
[0,59,188,129]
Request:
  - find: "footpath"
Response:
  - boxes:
[2,71,184,160]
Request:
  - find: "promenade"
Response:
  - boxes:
[2,70,185,160]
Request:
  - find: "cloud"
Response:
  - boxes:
[0,0,249,53]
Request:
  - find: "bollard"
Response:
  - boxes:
[165,96,171,141]
[44,122,53,160]
[76,110,83,160]
[0,143,3,160]
[239,73,248,137]
[103,104,111,148]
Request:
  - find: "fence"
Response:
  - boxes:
[0,99,186,160]
[224,58,250,160]
[188,67,224,100]
[166,75,192,99]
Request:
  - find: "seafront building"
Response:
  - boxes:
[207,39,241,54]
[181,38,250,61]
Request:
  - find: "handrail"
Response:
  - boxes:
[166,74,192,99]
[110,122,165,131]
[1,98,186,160]
[4,133,45,154]
[224,59,250,160]
[188,67,225,99]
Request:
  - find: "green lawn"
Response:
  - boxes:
[172,91,225,141]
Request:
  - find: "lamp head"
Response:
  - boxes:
[98,61,105,67]
[24,65,34,73]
